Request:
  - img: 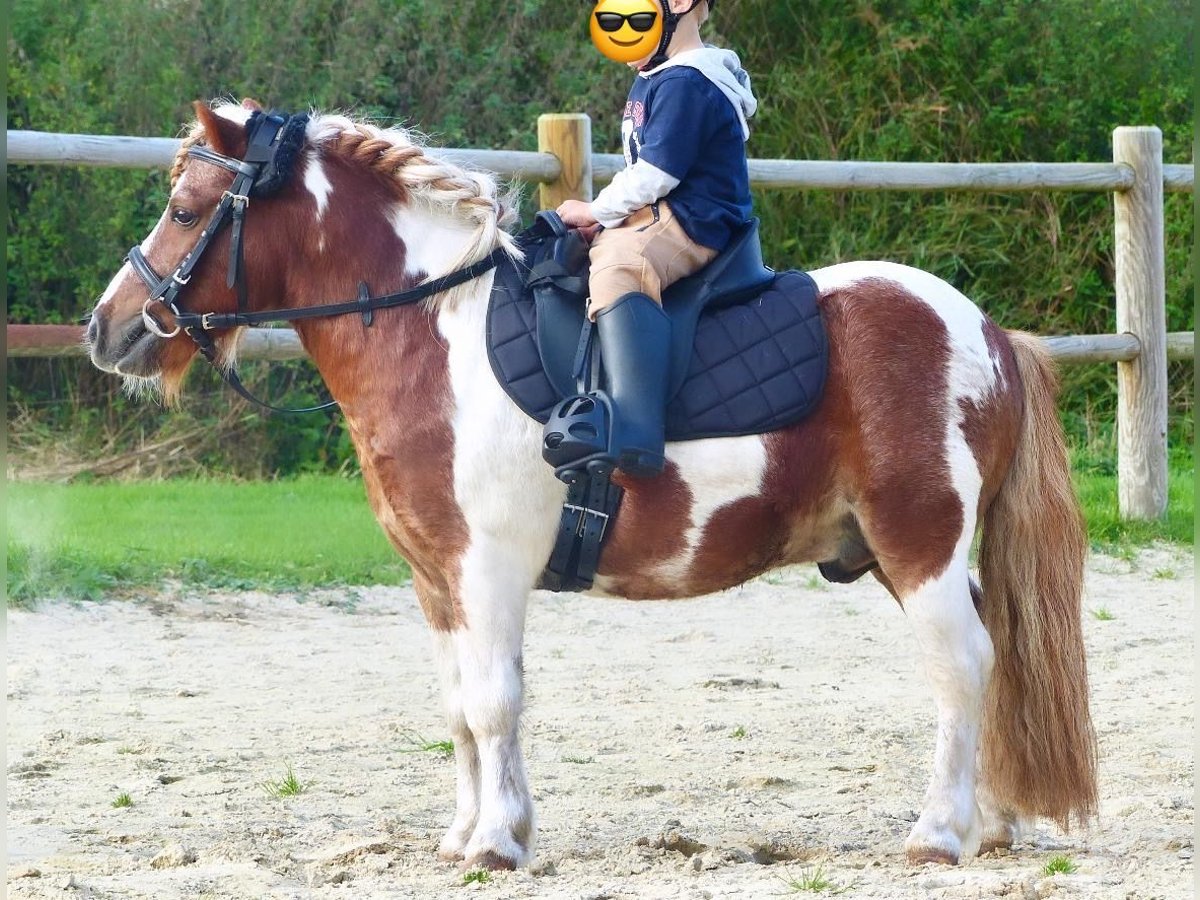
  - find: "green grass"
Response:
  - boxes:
[1071,450,1193,550]
[1090,607,1115,621]
[261,765,308,798]
[111,792,133,808]
[6,453,1192,607]
[1043,855,1078,875]
[395,727,455,759]
[7,477,411,606]
[462,869,491,885]
[778,864,850,894]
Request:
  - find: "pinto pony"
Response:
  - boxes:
[87,102,1096,870]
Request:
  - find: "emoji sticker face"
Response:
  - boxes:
[590,0,663,64]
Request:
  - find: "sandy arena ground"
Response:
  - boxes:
[6,547,1194,899]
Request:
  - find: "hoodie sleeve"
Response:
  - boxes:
[590,72,721,225]
[591,159,681,227]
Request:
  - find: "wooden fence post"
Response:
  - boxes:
[537,114,592,210]
[1112,126,1168,519]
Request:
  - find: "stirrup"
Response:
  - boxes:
[542,391,614,477]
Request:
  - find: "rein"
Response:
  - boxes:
[127,109,513,414]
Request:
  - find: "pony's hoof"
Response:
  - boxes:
[978,834,1013,855]
[437,846,466,863]
[977,813,1028,855]
[905,845,960,866]
[437,831,470,863]
[462,850,518,871]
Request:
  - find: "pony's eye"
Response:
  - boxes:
[171,208,198,228]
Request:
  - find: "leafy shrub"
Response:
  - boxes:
[7,0,1192,476]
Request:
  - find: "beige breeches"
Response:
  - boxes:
[586,201,717,319]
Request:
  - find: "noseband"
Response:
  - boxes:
[125,109,511,414]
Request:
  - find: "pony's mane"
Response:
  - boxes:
[171,103,522,279]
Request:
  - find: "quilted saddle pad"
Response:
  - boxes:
[485,258,829,442]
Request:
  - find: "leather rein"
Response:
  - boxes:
[127,109,511,414]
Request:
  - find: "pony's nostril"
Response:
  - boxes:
[85,314,100,347]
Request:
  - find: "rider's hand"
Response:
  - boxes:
[557,199,598,229]
[576,222,603,244]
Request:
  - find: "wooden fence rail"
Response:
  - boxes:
[6,119,1195,519]
[7,324,1193,366]
[9,129,1195,194]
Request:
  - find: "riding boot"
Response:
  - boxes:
[595,292,671,477]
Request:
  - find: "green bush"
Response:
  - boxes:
[7,0,1193,476]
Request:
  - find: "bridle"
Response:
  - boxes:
[126,109,511,413]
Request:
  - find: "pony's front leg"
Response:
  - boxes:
[432,632,482,862]
[451,543,536,870]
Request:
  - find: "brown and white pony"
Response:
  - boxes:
[87,101,1097,871]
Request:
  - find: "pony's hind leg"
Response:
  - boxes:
[975,774,1031,853]
[891,549,994,864]
[966,573,1029,855]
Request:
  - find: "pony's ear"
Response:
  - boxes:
[240,97,263,112]
[192,101,247,159]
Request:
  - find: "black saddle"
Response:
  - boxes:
[486,213,828,442]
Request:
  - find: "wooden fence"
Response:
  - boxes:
[7,118,1195,519]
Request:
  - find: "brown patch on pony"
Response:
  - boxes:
[977,331,1096,828]
[681,407,845,594]
[958,319,1023,521]
[596,277,972,600]
[815,278,963,597]
[597,464,693,598]
[599,382,845,598]
[165,118,465,629]
[273,153,464,631]
[99,107,485,630]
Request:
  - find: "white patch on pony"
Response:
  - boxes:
[302,154,333,252]
[389,203,477,280]
[613,435,767,589]
[97,209,171,310]
[431,630,482,860]
[95,261,134,310]
[211,102,253,126]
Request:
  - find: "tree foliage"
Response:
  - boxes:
[7,0,1193,475]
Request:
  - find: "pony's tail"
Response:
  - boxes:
[977,331,1097,829]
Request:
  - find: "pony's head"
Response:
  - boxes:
[87,100,519,402]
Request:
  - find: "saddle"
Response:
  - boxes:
[485,212,829,593]
[487,214,828,442]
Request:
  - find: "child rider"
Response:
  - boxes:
[556,0,756,477]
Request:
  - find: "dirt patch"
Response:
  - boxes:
[6,547,1193,898]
